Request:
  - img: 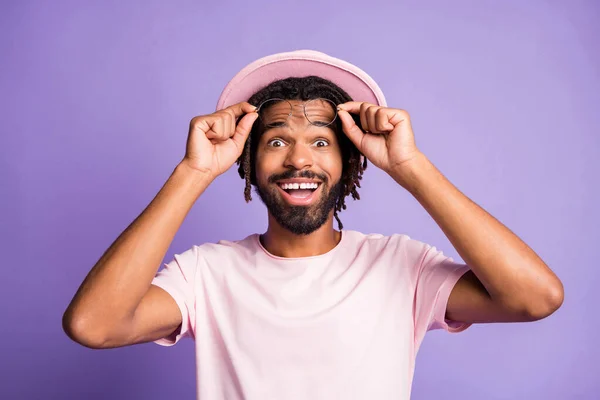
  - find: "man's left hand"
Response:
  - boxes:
[337,102,423,181]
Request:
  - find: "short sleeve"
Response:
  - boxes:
[412,241,471,343]
[151,245,199,346]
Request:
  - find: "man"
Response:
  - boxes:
[63,50,564,399]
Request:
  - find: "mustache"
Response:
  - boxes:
[268,170,327,184]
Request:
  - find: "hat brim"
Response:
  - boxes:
[216,50,387,111]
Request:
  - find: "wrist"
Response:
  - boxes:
[176,160,215,187]
[389,152,436,194]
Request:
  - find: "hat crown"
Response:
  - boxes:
[216,50,387,110]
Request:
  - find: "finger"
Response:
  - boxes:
[230,112,259,151]
[360,102,370,133]
[366,106,378,133]
[212,111,235,139]
[337,101,375,115]
[225,111,235,136]
[375,108,395,132]
[224,101,258,119]
[337,109,364,150]
[205,116,226,140]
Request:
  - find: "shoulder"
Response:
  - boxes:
[346,230,414,249]
[346,230,438,261]
[193,233,260,261]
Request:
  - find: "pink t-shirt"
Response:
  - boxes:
[151,230,470,400]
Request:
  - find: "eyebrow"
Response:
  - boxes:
[263,121,288,129]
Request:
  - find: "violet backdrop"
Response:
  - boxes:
[1,0,598,399]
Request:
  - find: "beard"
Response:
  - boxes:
[255,170,343,236]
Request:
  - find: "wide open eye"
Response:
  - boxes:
[267,138,286,148]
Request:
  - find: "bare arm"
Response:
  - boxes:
[394,153,564,323]
[63,101,258,349]
[336,102,563,324]
[63,161,212,348]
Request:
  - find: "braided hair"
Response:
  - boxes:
[236,76,367,230]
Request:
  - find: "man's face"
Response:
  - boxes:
[254,99,344,235]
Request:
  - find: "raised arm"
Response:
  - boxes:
[337,102,563,324]
[62,102,258,349]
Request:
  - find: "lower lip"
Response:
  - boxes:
[277,184,322,206]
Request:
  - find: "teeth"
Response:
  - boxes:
[280,182,319,190]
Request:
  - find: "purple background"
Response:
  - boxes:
[2,0,598,399]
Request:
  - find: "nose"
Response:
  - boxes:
[284,143,314,170]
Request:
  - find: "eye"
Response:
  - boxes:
[267,138,286,148]
[314,139,329,147]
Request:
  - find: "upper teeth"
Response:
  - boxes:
[280,182,319,190]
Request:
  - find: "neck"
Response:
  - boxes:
[260,213,342,258]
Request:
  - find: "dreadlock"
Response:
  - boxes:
[236,76,368,230]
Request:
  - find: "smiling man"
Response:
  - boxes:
[63,50,564,400]
[252,96,345,240]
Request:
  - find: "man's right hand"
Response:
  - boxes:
[181,102,258,180]
[63,102,260,349]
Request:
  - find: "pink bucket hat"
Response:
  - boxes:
[215,50,387,110]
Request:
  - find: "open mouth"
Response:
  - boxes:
[276,181,322,205]
[278,182,320,197]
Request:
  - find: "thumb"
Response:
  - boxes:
[337,109,364,150]
[231,111,258,150]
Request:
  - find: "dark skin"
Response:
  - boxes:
[253,98,564,323]
[336,101,564,323]
[63,99,563,351]
[254,99,344,257]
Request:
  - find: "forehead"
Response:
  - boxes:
[260,99,335,116]
[258,111,340,143]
